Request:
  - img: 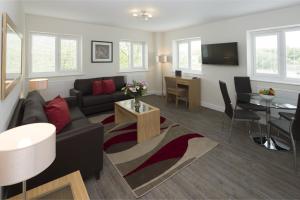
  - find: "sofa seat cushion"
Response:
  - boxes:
[69,107,86,121]
[82,95,113,107]
[113,91,130,102]
[61,118,90,133]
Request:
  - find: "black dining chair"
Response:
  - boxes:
[269,93,300,172]
[279,112,295,121]
[219,81,263,142]
[234,76,266,111]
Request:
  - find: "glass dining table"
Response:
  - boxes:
[237,93,297,151]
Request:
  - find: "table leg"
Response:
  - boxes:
[252,101,289,151]
[137,110,160,143]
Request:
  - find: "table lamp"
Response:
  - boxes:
[0,123,56,200]
[29,78,48,91]
[157,55,168,96]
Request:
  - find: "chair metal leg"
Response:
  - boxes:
[290,135,297,172]
[248,121,253,137]
[267,122,272,149]
[176,97,178,108]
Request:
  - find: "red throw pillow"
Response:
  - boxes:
[93,80,104,96]
[44,96,71,134]
[102,79,116,94]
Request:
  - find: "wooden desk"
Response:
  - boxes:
[165,76,201,110]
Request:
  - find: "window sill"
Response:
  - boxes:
[172,69,203,76]
[250,77,300,86]
[183,71,203,76]
[28,72,84,79]
[118,69,149,73]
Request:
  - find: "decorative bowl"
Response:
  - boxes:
[259,94,275,101]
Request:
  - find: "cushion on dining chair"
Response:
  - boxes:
[234,110,260,120]
[279,112,295,121]
[269,119,290,136]
[237,102,267,111]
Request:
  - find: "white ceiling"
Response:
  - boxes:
[22,0,300,32]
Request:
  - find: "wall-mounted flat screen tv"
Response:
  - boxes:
[201,42,238,65]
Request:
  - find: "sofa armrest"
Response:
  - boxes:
[64,96,77,108]
[48,123,104,179]
[70,88,82,107]
[55,123,103,176]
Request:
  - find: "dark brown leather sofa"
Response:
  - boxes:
[70,76,131,115]
[3,91,103,198]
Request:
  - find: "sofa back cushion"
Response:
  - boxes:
[45,96,71,134]
[102,79,116,94]
[22,91,48,125]
[27,90,46,105]
[92,80,105,96]
[74,76,126,95]
[104,76,125,91]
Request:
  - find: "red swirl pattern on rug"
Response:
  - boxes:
[103,131,137,151]
[109,116,167,133]
[101,113,218,198]
[101,114,115,125]
[124,133,202,177]
[103,124,180,152]
[103,116,169,152]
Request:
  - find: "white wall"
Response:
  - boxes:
[0,0,25,197]
[0,1,25,132]
[163,6,300,111]
[25,14,160,100]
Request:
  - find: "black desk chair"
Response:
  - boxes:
[219,81,262,142]
[234,76,266,111]
[269,94,300,172]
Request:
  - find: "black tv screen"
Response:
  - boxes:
[201,42,238,65]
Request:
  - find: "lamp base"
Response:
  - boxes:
[23,181,27,200]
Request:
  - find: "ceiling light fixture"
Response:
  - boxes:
[132,10,153,21]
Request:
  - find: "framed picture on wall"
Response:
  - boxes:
[91,40,113,63]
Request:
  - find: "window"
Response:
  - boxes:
[174,38,202,73]
[254,35,278,74]
[286,31,300,79]
[248,26,300,84]
[30,32,82,77]
[119,41,148,72]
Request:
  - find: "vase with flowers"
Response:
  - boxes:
[122,80,147,107]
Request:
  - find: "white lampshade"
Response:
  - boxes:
[157,55,168,63]
[0,123,56,186]
[29,78,48,91]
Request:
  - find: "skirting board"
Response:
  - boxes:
[147,90,162,96]
[147,93,225,113]
[200,101,224,112]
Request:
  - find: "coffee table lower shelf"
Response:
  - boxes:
[8,171,89,200]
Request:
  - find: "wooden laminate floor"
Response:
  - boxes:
[85,95,300,199]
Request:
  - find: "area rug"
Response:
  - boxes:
[100,114,218,198]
